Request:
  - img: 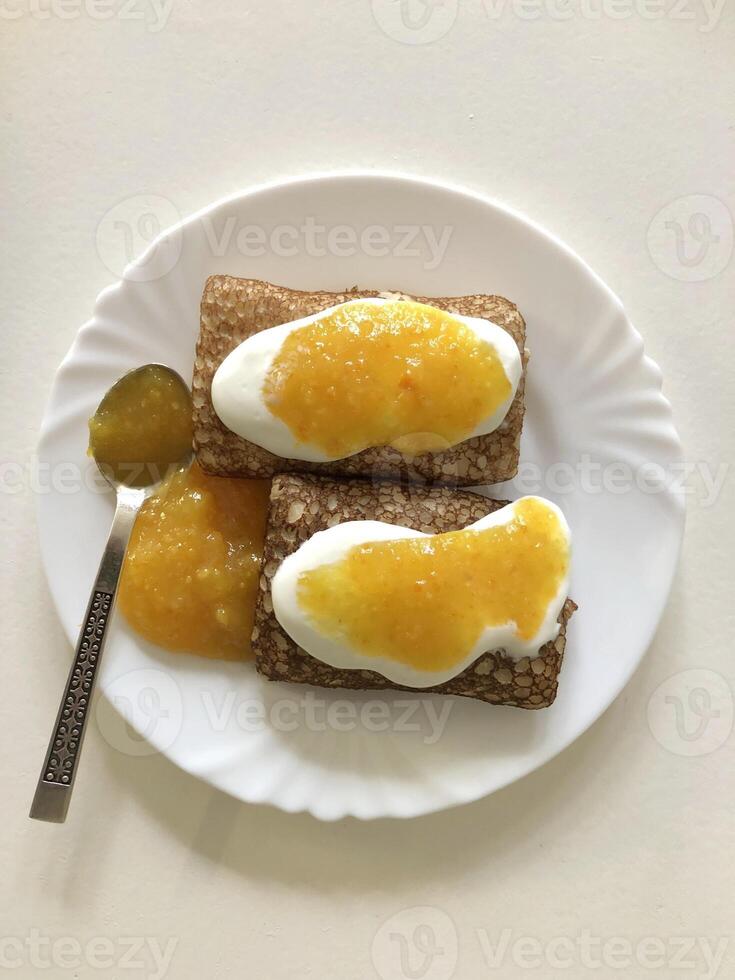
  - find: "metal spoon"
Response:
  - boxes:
[30,364,193,823]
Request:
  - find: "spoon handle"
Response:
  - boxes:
[30,488,145,823]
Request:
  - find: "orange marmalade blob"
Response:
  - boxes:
[262,301,512,457]
[297,498,569,672]
[119,462,270,660]
[88,364,193,487]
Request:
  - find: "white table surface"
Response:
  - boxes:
[2,4,734,979]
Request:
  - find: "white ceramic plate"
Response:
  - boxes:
[37,174,684,820]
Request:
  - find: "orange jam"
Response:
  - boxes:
[119,462,270,660]
[263,301,512,457]
[88,364,193,487]
[297,499,569,672]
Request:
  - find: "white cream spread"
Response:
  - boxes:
[271,497,571,688]
[211,298,522,462]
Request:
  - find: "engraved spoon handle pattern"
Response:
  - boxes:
[30,488,144,823]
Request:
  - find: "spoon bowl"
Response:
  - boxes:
[89,362,193,492]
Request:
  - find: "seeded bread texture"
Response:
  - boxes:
[252,474,576,709]
[193,276,528,487]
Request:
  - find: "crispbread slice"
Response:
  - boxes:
[193,276,528,487]
[253,474,576,709]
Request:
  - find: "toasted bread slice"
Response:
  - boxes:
[193,276,528,486]
[253,474,575,709]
